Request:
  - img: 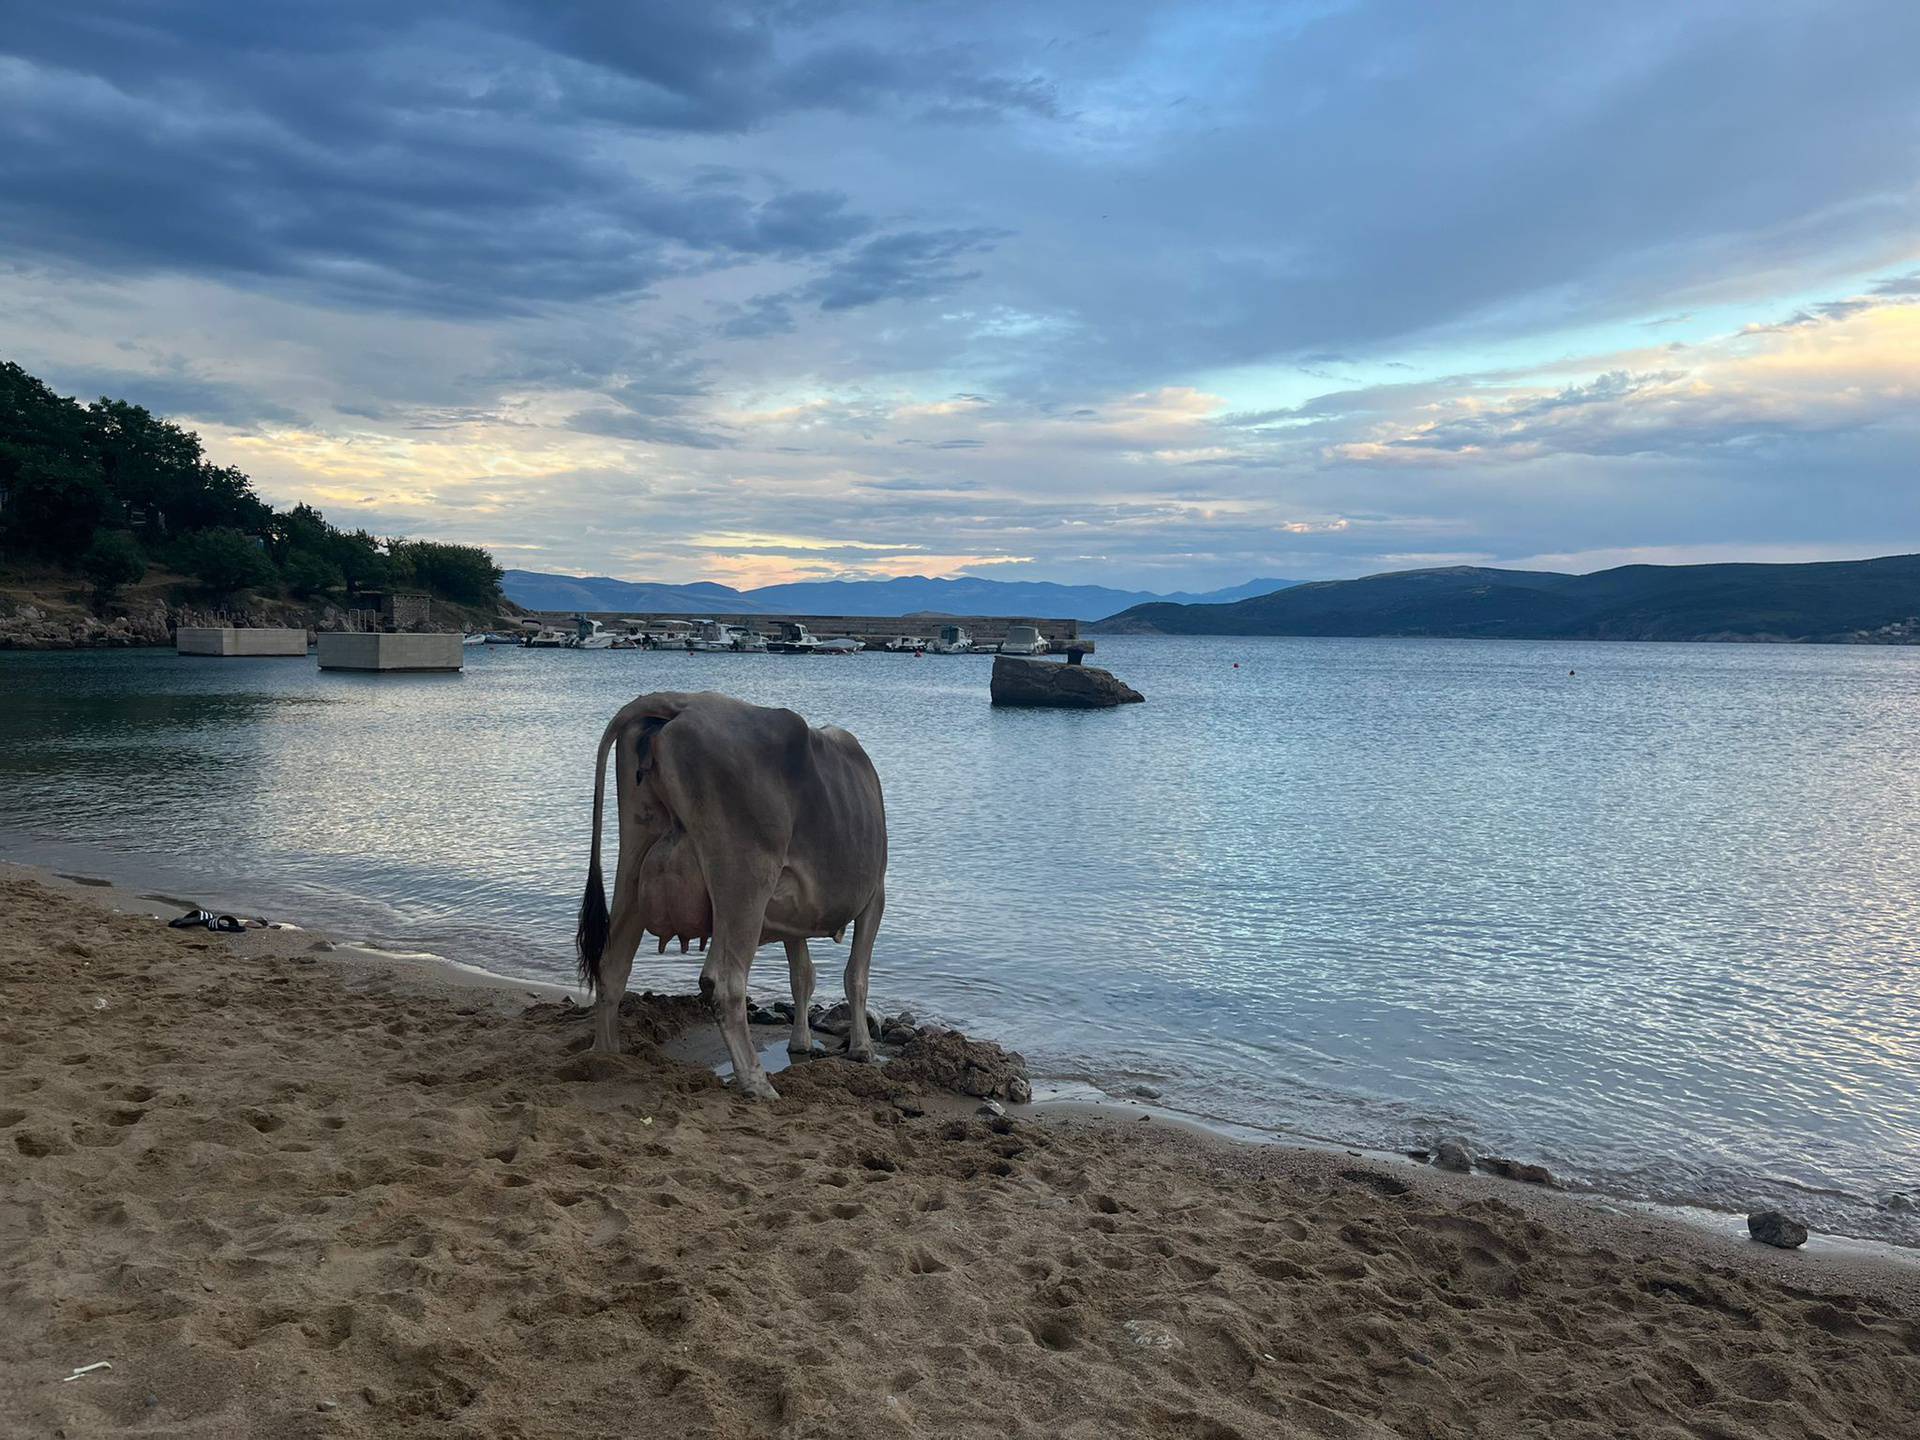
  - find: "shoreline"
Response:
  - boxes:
[5,867,1918,1436]
[12,858,1918,1285]
[11,858,1918,1273]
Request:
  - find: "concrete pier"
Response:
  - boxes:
[176,627,308,657]
[316,632,464,672]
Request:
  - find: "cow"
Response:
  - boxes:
[574,691,888,1100]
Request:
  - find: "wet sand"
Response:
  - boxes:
[3,868,1916,1439]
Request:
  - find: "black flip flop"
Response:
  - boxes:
[168,909,215,929]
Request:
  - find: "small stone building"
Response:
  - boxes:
[381,591,434,632]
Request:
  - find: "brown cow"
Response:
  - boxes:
[575,692,888,1099]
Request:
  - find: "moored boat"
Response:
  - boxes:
[996,623,1049,656]
[930,623,974,654]
[766,622,820,654]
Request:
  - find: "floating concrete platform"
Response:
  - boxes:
[316,632,464,672]
[176,626,309,657]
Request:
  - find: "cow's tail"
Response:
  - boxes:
[576,694,686,994]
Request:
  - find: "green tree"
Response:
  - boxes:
[283,548,344,598]
[85,399,205,533]
[334,530,391,595]
[180,527,278,595]
[81,528,147,603]
[390,539,503,606]
[1,362,105,559]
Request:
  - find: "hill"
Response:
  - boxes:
[1094,556,1920,643]
[1,360,504,636]
[502,570,1295,620]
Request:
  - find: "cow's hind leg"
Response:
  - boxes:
[842,885,884,1063]
[784,938,818,1057]
[701,879,780,1100]
[592,907,646,1054]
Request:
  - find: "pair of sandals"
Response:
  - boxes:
[168,909,258,933]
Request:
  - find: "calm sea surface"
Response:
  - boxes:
[2,638,1916,1243]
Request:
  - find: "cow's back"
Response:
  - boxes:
[641,694,885,940]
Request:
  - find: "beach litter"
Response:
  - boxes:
[62,1361,112,1382]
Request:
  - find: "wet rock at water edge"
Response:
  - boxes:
[989,655,1144,708]
[1475,1155,1555,1186]
[1432,1138,1473,1173]
[810,1001,882,1037]
[1748,1209,1809,1248]
[1127,1083,1163,1100]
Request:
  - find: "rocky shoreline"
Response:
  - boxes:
[0,594,500,650]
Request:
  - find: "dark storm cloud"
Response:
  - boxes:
[0,2,1029,317]
[48,366,305,429]
[802,228,1009,310]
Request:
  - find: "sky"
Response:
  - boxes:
[2,1,1916,592]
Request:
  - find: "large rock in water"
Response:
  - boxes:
[990,655,1144,708]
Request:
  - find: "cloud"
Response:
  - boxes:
[1331,302,1919,465]
[801,228,1010,311]
[4,3,1918,588]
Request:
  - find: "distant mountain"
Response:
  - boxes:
[499,572,747,614]
[1093,556,1920,643]
[501,570,1296,620]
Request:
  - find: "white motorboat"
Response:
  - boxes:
[883,635,929,653]
[929,624,973,654]
[461,632,488,646]
[728,625,769,652]
[687,619,735,652]
[525,628,571,648]
[482,632,524,645]
[997,623,1050,656]
[815,636,862,654]
[767,622,820,654]
[570,618,618,649]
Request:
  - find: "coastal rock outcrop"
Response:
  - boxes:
[1748,1209,1809,1248]
[990,655,1144,708]
[1433,1138,1474,1173]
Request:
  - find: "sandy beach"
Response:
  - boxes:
[3,868,1917,1439]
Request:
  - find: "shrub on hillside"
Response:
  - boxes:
[81,528,146,602]
[180,527,277,595]
[283,548,345,598]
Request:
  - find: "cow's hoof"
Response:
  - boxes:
[736,1073,781,1101]
[788,1039,824,1059]
[844,1043,874,1065]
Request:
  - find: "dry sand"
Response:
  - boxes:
[3,868,1917,1439]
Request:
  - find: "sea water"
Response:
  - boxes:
[2,637,1916,1243]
